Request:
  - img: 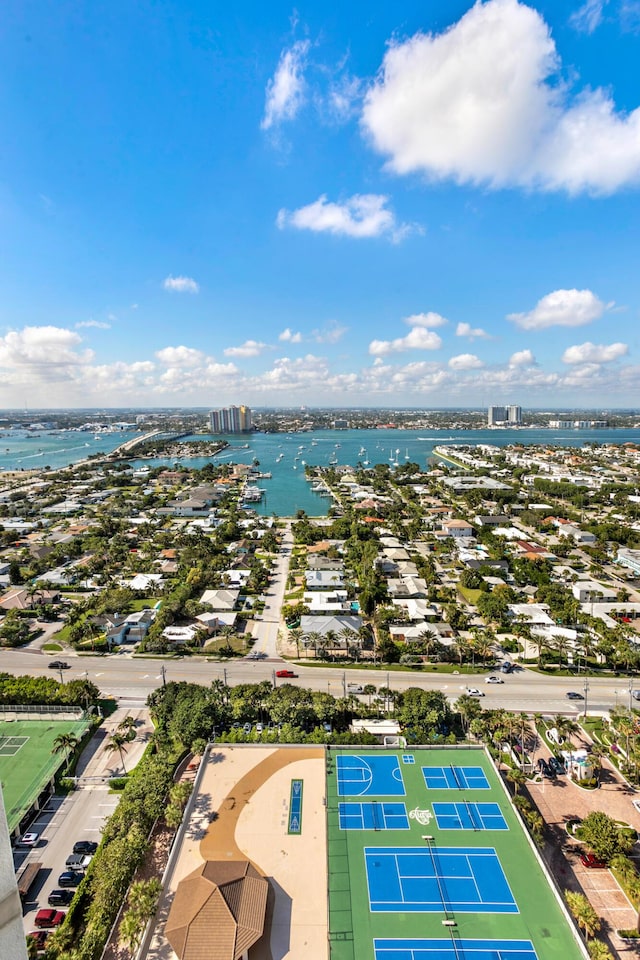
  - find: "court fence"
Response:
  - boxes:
[0,704,85,721]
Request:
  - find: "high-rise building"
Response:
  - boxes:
[209,405,252,434]
[488,405,522,426]
[0,785,28,960]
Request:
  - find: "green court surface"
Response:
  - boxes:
[0,717,89,832]
[326,746,585,960]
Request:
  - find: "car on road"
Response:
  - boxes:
[565,691,584,700]
[72,840,98,856]
[632,690,640,701]
[347,683,364,693]
[275,669,297,678]
[34,909,66,928]
[16,831,40,847]
[48,889,75,906]
[57,871,83,888]
[580,852,607,868]
[27,930,50,952]
[484,676,504,684]
[465,687,485,697]
[48,660,70,670]
[65,853,92,870]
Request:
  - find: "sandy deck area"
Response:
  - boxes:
[145,745,328,960]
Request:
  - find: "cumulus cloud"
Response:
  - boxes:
[155,346,205,367]
[362,0,640,195]
[261,40,310,131]
[279,327,303,343]
[406,312,448,328]
[312,321,347,344]
[509,348,536,366]
[224,340,268,358]
[570,0,608,33]
[163,275,199,294]
[369,326,443,356]
[76,319,111,330]
[561,340,628,364]
[0,326,93,374]
[456,321,490,340]
[507,288,611,330]
[277,193,415,241]
[448,353,484,370]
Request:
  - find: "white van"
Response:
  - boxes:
[347,683,364,694]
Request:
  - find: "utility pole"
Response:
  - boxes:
[583,676,589,718]
[161,665,166,687]
[342,672,346,699]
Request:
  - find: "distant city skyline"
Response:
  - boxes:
[1,1,640,409]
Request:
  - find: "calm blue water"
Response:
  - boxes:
[129,426,640,517]
[3,426,639,516]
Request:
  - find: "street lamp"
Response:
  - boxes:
[583,676,589,717]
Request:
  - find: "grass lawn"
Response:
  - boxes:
[0,717,90,832]
[203,635,248,655]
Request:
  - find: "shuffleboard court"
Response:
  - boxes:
[433,802,508,831]
[288,779,303,834]
[337,754,406,797]
[339,802,409,831]
[422,766,490,791]
[373,938,538,960]
[364,846,517,913]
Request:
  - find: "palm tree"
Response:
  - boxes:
[289,627,303,658]
[52,732,79,773]
[106,731,129,774]
[363,683,377,706]
[118,715,137,740]
[565,891,601,943]
[507,767,526,795]
[587,940,614,960]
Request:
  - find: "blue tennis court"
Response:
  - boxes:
[433,802,508,831]
[422,765,490,790]
[339,802,410,831]
[337,754,406,797]
[373,938,538,960]
[365,846,517,913]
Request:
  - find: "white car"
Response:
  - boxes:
[466,687,485,697]
[485,676,504,684]
[17,832,40,847]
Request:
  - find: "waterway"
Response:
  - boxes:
[2,426,639,518]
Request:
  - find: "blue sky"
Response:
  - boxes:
[1,0,640,409]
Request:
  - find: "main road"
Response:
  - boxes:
[2,645,636,716]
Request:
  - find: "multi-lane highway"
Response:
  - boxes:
[2,645,637,715]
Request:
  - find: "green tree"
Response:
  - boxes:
[587,940,614,960]
[579,810,633,863]
[565,890,601,943]
[106,731,129,774]
[51,731,79,773]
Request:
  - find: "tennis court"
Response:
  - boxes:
[0,717,89,832]
[336,754,406,797]
[422,766,489,791]
[365,846,518,914]
[339,802,409,831]
[373,938,538,960]
[433,802,508,831]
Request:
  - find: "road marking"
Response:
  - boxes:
[95,672,104,677]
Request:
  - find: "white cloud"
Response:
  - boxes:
[261,40,310,131]
[76,319,111,330]
[277,193,415,241]
[163,275,200,294]
[279,327,303,343]
[326,74,363,123]
[509,348,536,366]
[155,346,205,367]
[0,326,92,373]
[312,321,347,344]
[569,0,608,33]
[406,312,448,328]
[456,321,491,339]
[224,340,268,358]
[362,0,640,195]
[561,340,628,364]
[448,353,484,370]
[507,288,611,330]
[369,326,443,356]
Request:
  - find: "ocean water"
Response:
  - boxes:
[3,426,639,517]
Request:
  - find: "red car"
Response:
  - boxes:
[275,669,297,678]
[34,908,66,928]
[580,852,607,869]
[27,930,49,951]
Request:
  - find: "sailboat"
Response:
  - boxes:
[363,449,369,465]
[404,448,410,460]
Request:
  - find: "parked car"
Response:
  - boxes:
[548,756,564,774]
[275,669,297,678]
[16,831,40,847]
[500,661,513,674]
[565,691,584,700]
[47,889,75,906]
[243,723,252,734]
[48,660,70,670]
[57,871,83,888]
[34,909,65,928]
[255,722,264,734]
[72,840,98,855]
[465,687,485,697]
[65,853,92,870]
[537,758,550,774]
[484,676,504,684]
[27,930,50,952]
[580,852,607,868]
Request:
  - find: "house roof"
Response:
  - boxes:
[165,859,268,960]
